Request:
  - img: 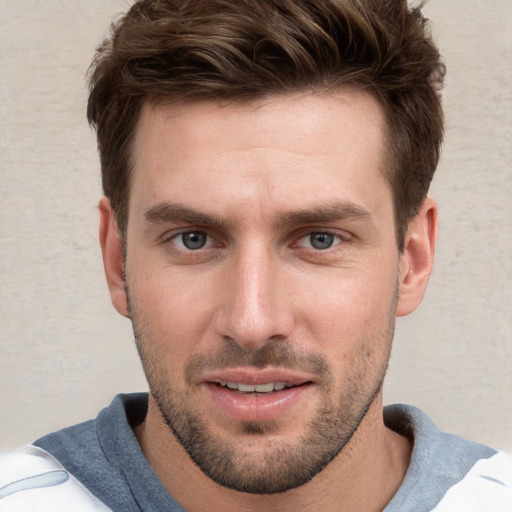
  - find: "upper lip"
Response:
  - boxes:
[200,368,314,386]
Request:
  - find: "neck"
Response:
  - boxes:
[135,394,412,512]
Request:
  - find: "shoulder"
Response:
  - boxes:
[0,394,149,512]
[0,445,111,511]
[384,404,512,511]
[431,450,512,512]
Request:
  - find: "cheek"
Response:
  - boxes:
[295,266,398,349]
[128,264,220,356]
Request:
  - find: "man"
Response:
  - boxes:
[1,0,510,510]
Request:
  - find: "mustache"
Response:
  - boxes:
[185,339,330,385]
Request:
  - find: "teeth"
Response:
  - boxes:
[238,383,256,392]
[254,383,274,393]
[219,381,290,393]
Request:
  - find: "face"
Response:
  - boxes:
[122,92,403,493]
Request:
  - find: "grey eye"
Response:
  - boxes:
[181,231,208,250]
[309,232,335,250]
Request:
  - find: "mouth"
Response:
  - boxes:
[201,370,315,422]
[215,380,306,395]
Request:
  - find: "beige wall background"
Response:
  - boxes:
[1,1,511,453]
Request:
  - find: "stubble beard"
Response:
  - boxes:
[128,289,396,495]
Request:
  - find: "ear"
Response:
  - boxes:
[396,197,438,317]
[99,197,130,318]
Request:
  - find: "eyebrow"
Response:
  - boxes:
[144,203,234,231]
[144,200,373,230]
[277,201,373,227]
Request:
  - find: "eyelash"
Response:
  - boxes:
[161,228,351,259]
[169,231,216,251]
[294,231,346,251]
[160,230,220,261]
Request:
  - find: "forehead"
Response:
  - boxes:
[129,91,391,221]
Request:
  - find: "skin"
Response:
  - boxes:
[99,91,437,511]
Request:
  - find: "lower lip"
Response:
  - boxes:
[204,383,311,422]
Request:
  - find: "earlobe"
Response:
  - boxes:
[396,197,438,317]
[99,197,130,318]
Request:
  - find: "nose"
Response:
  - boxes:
[214,244,294,351]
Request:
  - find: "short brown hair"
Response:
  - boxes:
[87,0,445,248]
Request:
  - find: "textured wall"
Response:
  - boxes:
[1,1,511,452]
